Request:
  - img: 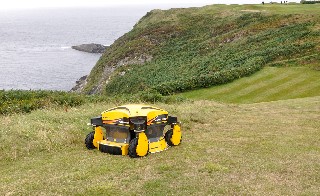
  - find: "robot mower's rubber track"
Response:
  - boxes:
[85,131,95,149]
[165,129,174,146]
[128,138,139,158]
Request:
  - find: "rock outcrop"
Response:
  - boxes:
[70,75,87,93]
[70,54,153,94]
[89,55,153,94]
[71,43,108,53]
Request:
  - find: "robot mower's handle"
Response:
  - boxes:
[91,116,103,126]
[167,116,178,124]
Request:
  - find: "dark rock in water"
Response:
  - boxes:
[72,43,108,53]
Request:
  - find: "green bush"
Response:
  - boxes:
[0,90,85,115]
[301,1,320,4]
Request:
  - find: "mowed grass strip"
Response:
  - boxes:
[0,98,319,195]
[181,67,320,103]
[226,70,301,103]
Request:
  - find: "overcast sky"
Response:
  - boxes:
[0,0,300,10]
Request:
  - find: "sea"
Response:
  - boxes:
[0,4,205,91]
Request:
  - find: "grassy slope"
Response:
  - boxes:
[82,4,320,96]
[1,97,319,195]
[181,66,320,103]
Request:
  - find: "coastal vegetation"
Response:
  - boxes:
[0,90,181,115]
[81,4,320,97]
[301,0,320,4]
[0,90,85,115]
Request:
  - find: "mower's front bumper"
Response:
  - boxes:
[98,140,129,155]
[149,137,167,153]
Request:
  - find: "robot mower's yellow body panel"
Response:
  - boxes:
[149,137,167,153]
[102,104,168,122]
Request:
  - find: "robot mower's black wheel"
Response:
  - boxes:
[128,138,139,158]
[85,131,96,149]
[165,129,174,146]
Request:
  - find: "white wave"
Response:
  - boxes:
[60,46,71,49]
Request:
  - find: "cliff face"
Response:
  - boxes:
[75,4,320,95]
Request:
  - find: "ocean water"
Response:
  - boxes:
[0,6,154,91]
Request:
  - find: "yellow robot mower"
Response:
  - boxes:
[85,104,182,158]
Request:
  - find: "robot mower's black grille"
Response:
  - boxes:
[99,144,122,155]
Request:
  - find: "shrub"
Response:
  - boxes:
[301,1,320,4]
[0,90,85,115]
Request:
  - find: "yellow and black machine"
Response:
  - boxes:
[85,104,182,158]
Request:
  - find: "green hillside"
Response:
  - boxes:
[1,97,319,195]
[81,4,320,98]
